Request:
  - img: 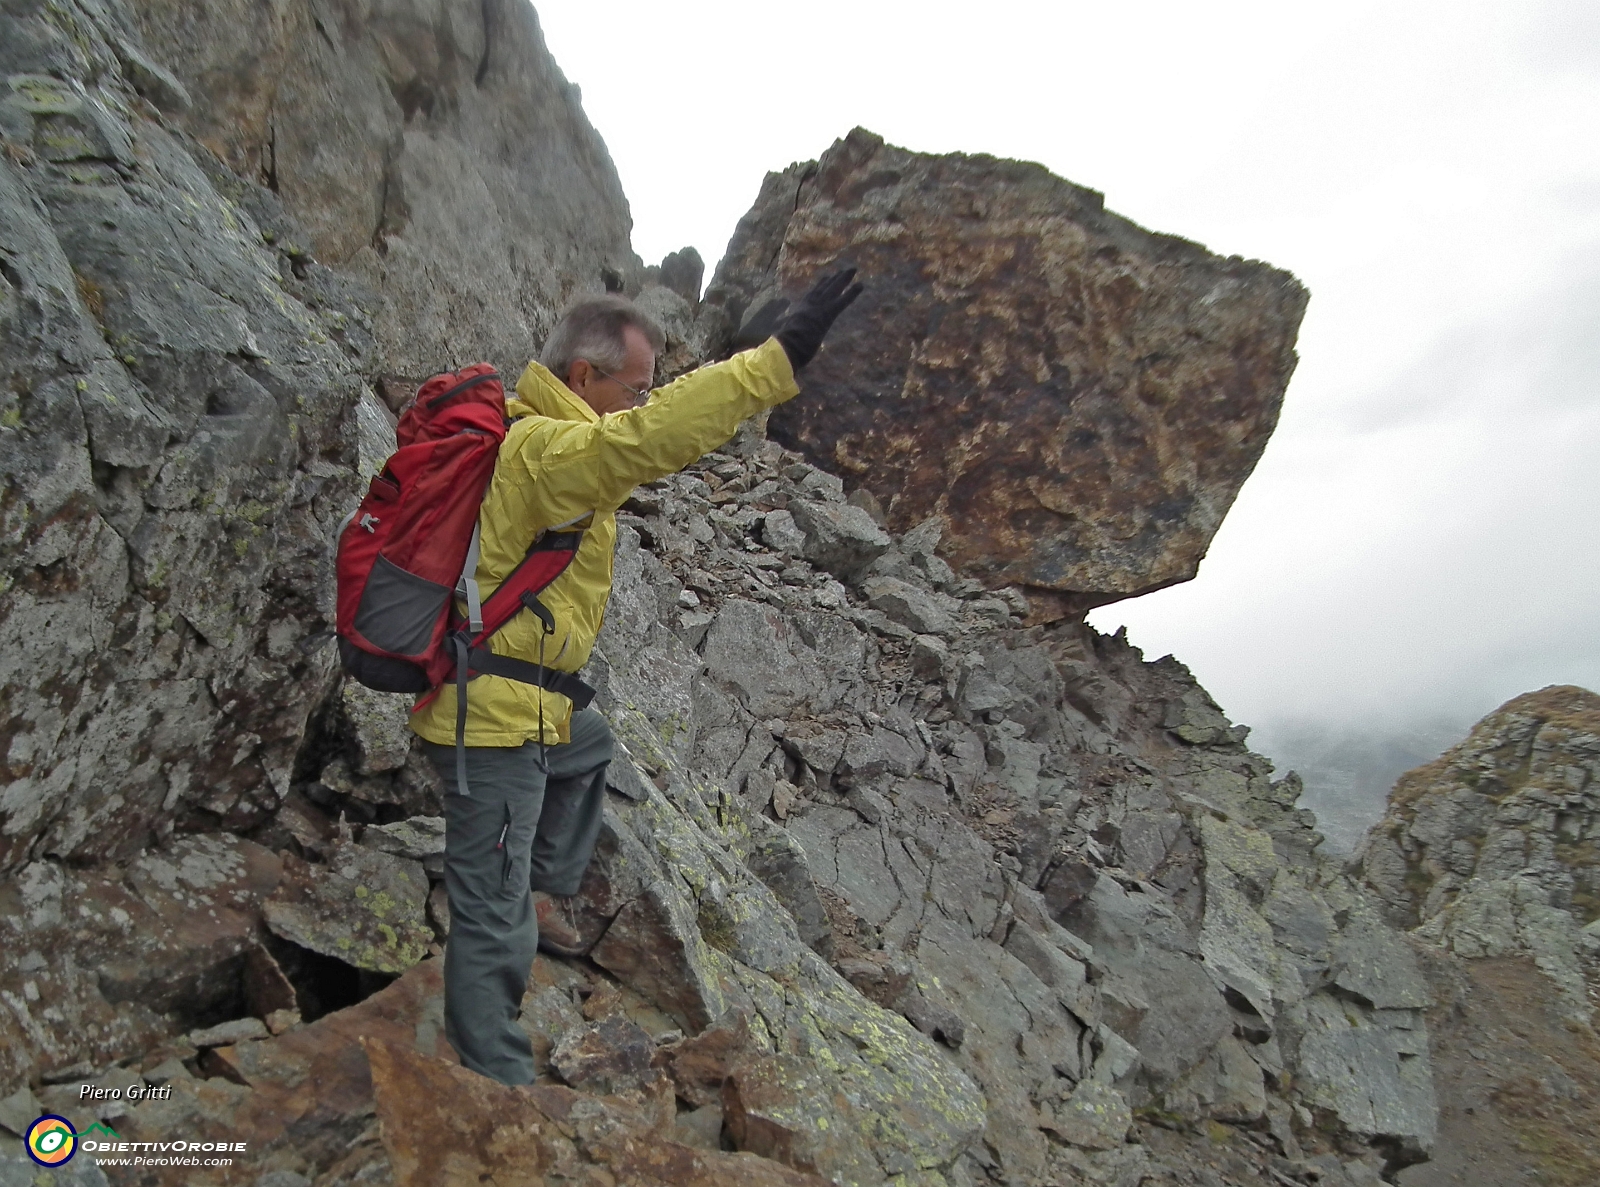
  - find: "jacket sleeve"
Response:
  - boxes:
[511,337,800,524]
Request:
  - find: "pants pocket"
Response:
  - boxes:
[499,801,513,887]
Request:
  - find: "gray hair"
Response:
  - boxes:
[540,295,666,379]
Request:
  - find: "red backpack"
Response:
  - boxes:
[335,365,596,789]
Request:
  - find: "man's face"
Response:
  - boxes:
[566,325,656,416]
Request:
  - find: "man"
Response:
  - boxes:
[408,268,862,1085]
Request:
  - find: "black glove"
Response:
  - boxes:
[774,267,864,370]
[731,296,789,353]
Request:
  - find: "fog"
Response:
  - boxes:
[538,0,1600,827]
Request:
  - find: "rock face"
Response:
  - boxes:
[0,0,635,883]
[1359,685,1600,1022]
[1,0,368,878]
[702,128,1308,617]
[129,0,640,379]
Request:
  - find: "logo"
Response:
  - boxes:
[25,1116,121,1167]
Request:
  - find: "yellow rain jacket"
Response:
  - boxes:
[409,337,799,748]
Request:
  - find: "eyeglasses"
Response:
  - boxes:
[589,365,652,405]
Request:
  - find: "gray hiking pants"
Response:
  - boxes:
[421,706,612,1085]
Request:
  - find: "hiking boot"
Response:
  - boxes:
[533,891,589,957]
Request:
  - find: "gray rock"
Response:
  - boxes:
[0,1146,109,1185]
[969,597,1013,625]
[1164,689,1238,745]
[139,0,638,378]
[845,486,888,526]
[744,816,832,956]
[657,246,705,305]
[1415,874,1591,1022]
[861,575,959,636]
[0,0,369,878]
[781,726,848,779]
[1003,921,1098,1026]
[634,283,706,381]
[986,730,1046,807]
[911,633,949,679]
[798,468,846,501]
[0,1085,41,1139]
[1044,1079,1132,1150]
[1289,993,1436,1159]
[340,684,416,777]
[354,384,399,477]
[262,846,431,975]
[837,727,923,788]
[787,498,891,577]
[954,653,1015,717]
[113,35,191,111]
[1331,919,1430,1010]
[760,508,808,555]
[898,982,967,1049]
[1163,1034,1268,1124]
[700,598,859,720]
[1124,947,1235,1088]
[187,1016,269,1048]
[140,1058,192,1087]
[360,816,446,863]
[901,517,943,559]
[604,747,654,802]
[1089,1024,1141,1086]
[1356,687,1600,1032]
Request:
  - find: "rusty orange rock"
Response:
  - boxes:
[367,1038,831,1186]
[705,128,1308,617]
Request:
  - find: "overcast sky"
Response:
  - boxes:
[538,0,1600,741]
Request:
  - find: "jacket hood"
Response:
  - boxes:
[509,359,597,424]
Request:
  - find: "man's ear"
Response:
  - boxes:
[564,359,590,393]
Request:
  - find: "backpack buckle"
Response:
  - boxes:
[519,592,556,635]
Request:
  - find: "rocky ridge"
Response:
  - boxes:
[4,427,1441,1186]
[0,2,1445,1185]
[1353,687,1600,1186]
[1357,686,1600,1026]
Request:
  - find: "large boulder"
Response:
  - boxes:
[702,128,1307,616]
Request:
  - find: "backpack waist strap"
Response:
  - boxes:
[464,646,596,708]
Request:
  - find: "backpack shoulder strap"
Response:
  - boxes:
[441,516,595,797]
[470,515,591,643]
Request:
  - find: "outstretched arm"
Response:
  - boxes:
[516,267,865,524]
[514,337,798,523]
